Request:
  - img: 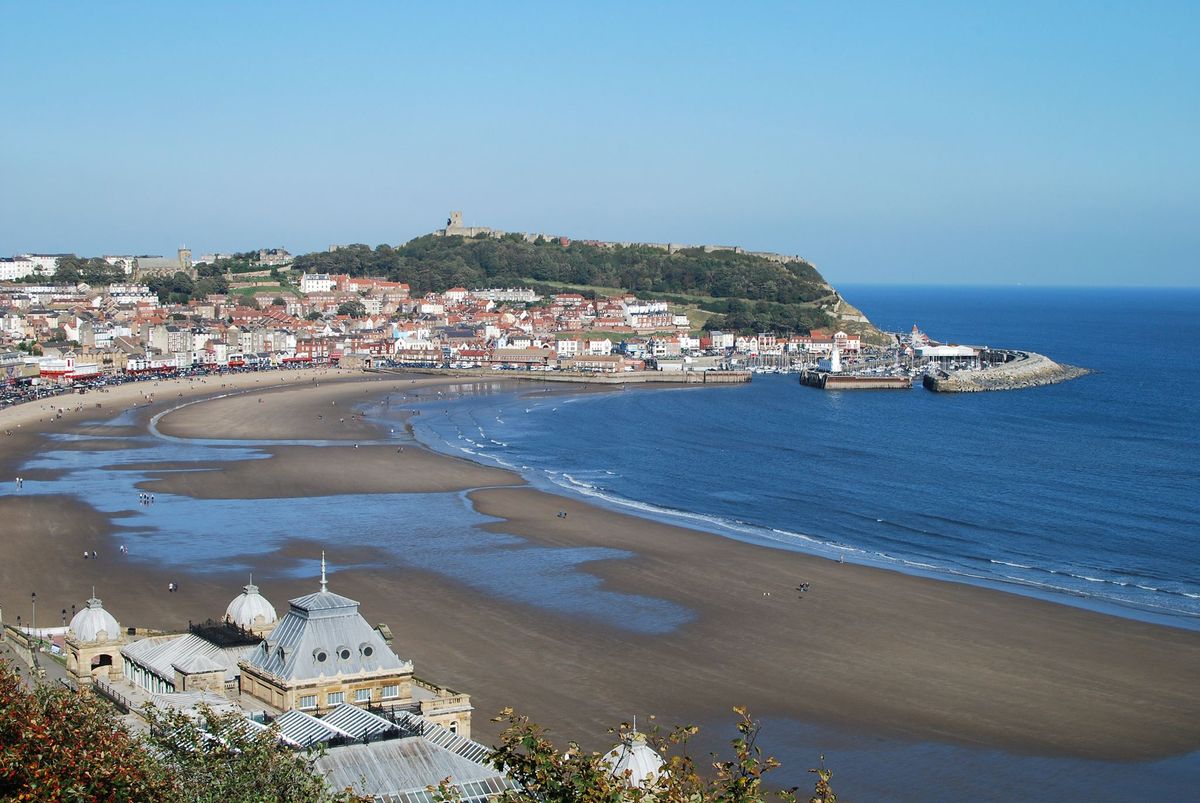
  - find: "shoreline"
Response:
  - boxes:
[3,370,1200,762]
[400,379,1200,634]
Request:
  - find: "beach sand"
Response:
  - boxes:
[2,370,1199,762]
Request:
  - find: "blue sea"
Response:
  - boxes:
[408,285,1200,630]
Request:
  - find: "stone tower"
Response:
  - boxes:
[448,211,463,229]
[178,247,193,271]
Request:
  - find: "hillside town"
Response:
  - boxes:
[1,247,872,397]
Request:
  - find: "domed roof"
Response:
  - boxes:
[225,581,278,629]
[603,731,664,789]
[70,596,120,643]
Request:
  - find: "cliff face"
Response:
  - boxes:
[924,351,1090,392]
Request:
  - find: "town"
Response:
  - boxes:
[0,236,892,397]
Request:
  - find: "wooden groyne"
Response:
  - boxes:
[799,370,912,390]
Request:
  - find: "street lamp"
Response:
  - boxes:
[30,592,36,640]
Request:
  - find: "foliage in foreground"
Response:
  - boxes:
[435,706,836,803]
[0,659,172,801]
[142,704,367,803]
[0,660,365,803]
[1,659,835,803]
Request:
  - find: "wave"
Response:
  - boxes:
[990,559,1034,570]
[406,384,1200,625]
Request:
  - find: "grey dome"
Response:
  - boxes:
[70,596,120,643]
[226,582,278,629]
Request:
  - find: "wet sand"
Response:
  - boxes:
[3,370,1200,761]
[134,445,520,498]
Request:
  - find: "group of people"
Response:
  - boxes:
[138,492,155,505]
[167,581,180,593]
[13,476,24,488]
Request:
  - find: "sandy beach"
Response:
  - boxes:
[2,369,1200,763]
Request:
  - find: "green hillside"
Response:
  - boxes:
[293,234,883,339]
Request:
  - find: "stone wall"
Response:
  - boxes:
[924,351,1090,392]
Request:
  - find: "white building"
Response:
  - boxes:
[585,338,613,356]
[103,256,138,275]
[0,256,38,281]
[470,288,540,303]
[300,273,335,294]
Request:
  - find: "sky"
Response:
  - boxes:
[1,1,1197,286]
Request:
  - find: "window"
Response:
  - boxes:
[381,685,399,699]
[298,695,316,710]
[449,721,458,734]
[338,647,351,660]
[355,688,371,703]
[327,691,344,705]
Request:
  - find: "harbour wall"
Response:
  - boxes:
[800,370,912,390]
[372,368,752,385]
[923,351,1090,392]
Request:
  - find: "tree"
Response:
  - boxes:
[449,707,826,803]
[337,301,366,318]
[141,704,367,803]
[0,659,173,800]
[272,297,286,306]
[0,661,367,802]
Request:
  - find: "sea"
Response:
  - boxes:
[7,285,1199,799]
[409,285,1200,631]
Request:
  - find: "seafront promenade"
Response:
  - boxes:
[372,366,752,385]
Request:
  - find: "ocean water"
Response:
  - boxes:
[408,286,1200,630]
[7,432,690,635]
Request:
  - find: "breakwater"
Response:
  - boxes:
[923,350,1090,392]
[800,370,912,390]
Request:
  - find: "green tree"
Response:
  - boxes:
[0,662,367,802]
[141,704,367,803]
[0,659,173,801]
[272,296,286,306]
[305,311,323,321]
[451,707,826,803]
[337,301,366,318]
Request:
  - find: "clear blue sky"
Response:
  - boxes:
[2,1,1197,286]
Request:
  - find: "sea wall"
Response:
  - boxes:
[800,370,912,390]
[923,351,1089,392]
[372,367,751,385]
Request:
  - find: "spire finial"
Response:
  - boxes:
[320,551,328,593]
[632,714,637,734]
